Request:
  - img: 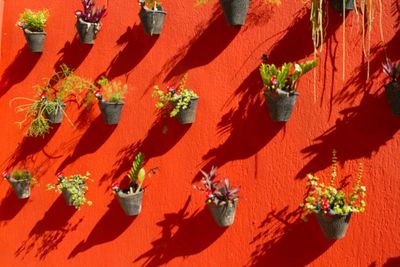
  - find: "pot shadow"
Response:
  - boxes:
[0,45,41,98]
[68,198,137,259]
[297,91,400,179]
[198,67,284,181]
[134,196,227,266]
[56,115,117,173]
[53,36,92,72]
[99,24,158,81]
[15,195,81,260]
[242,0,276,31]
[383,256,400,267]
[99,116,191,185]
[0,189,29,225]
[394,0,400,29]
[248,207,335,267]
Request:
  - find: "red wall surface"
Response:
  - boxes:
[1,0,399,266]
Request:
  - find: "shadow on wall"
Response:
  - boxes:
[0,189,29,225]
[15,195,82,260]
[99,24,158,81]
[134,196,227,266]
[199,67,284,180]
[394,0,400,29]
[248,207,335,267]
[53,35,92,72]
[56,115,117,173]
[69,198,136,259]
[99,116,191,185]
[242,0,276,31]
[0,45,41,98]
[383,256,400,267]
[297,92,400,179]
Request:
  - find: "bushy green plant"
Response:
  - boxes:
[139,0,163,10]
[3,169,37,185]
[259,59,317,93]
[47,172,93,209]
[16,9,49,32]
[300,150,366,221]
[95,77,127,103]
[112,152,147,194]
[152,74,198,117]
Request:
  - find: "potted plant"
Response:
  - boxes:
[153,74,199,125]
[11,65,92,137]
[138,0,166,35]
[111,152,146,216]
[382,58,400,116]
[16,9,49,52]
[94,77,127,125]
[47,172,93,209]
[2,169,37,199]
[300,150,366,239]
[194,166,239,227]
[332,0,355,12]
[259,58,317,121]
[75,0,107,44]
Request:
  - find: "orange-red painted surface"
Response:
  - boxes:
[1,0,400,266]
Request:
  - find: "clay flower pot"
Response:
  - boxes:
[76,17,100,44]
[207,200,238,227]
[62,188,74,206]
[7,178,31,199]
[23,29,46,52]
[139,7,166,35]
[316,212,352,239]
[115,189,144,216]
[176,97,199,124]
[46,103,66,124]
[219,0,250,26]
[332,0,355,12]
[385,82,400,116]
[98,101,124,125]
[264,89,299,122]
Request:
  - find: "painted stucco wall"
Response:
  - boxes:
[0,0,399,266]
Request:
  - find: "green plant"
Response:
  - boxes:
[139,0,163,10]
[47,172,93,209]
[16,9,49,32]
[152,74,198,117]
[259,59,317,93]
[94,77,127,103]
[11,65,93,137]
[112,152,146,194]
[194,166,239,206]
[2,169,37,185]
[300,150,366,221]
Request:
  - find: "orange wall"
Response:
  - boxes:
[1,0,400,266]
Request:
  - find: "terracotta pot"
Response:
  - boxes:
[207,200,238,227]
[316,212,352,239]
[264,89,299,122]
[98,101,124,125]
[219,0,250,26]
[115,189,144,216]
[23,29,46,52]
[176,97,199,124]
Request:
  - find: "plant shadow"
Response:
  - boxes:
[297,91,400,179]
[53,35,92,72]
[56,115,117,173]
[134,196,227,266]
[68,198,136,258]
[15,195,82,260]
[248,207,335,267]
[199,67,284,181]
[99,116,191,185]
[0,45,41,98]
[384,256,400,267]
[0,189,29,225]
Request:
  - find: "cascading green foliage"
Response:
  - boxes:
[127,152,146,193]
[11,170,32,181]
[16,9,49,32]
[259,59,317,92]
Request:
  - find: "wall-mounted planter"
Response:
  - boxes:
[316,212,352,239]
[46,103,65,124]
[7,177,31,199]
[332,0,355,12]
[99,101,124,125]
[76,18,100,44]
[115,189,144,216]
[385,83,400,116]
[139,8,166,35]
[176,97,199,124]
[207,200,238,227]
[62,188,74,206]
[264,89,298,122]
[219,0,250,26]
[23,29,46,53]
